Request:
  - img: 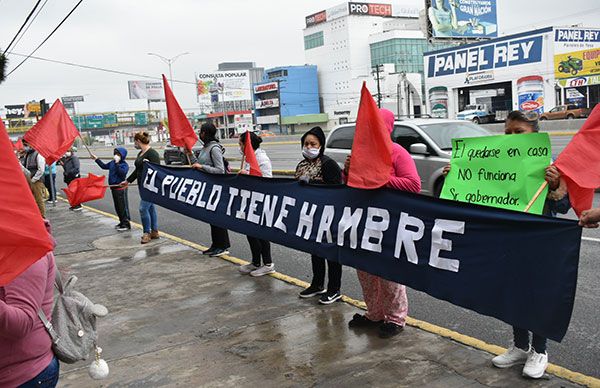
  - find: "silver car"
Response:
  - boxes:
[324,119,491,196]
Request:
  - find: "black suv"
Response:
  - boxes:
[163,142,203,165]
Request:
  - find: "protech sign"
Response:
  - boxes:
[427,35,543,78]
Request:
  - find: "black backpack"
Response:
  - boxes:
[209,144,230,173]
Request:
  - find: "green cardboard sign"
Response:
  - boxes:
[440,133,551,214]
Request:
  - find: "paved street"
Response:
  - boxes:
[49,133,600,378]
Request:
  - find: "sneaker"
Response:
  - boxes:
[522,350,548,379]
[239,263,260,274]
[150,230,160,239]
[72,205,82,211]
[348,313,382,328]
[115,223,122,229]
[141,233,151,244]
[209,248,229,257]
[318,291,342,305]
[250,264,275,277]
[378,322,404,339]
[202,247,216,255]
[117,225,130,231]
[491,345,530,368]
[299,285,326,298]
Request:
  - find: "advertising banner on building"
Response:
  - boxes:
[554,28,600,80]
[255,98,279,110]
[426,34,543,78]
[196,70,251,106]
[426,0,498,40]
[305,10,327,27]
[254,82,278,94]
[140,163,581,342]
[61,95,84,103]
[128,80,165,101]
[256,115,279,125]
[4,103,41,118]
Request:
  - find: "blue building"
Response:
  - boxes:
[253,65,327,134]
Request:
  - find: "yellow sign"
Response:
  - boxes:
[554,48,600,79]
[26,102,41,114]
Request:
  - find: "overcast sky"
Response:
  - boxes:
[1,0,599,114]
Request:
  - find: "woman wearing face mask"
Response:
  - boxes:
[59,148,81,211]
[191,123,231,257]
[294,126,343,304]
[237,131,275,277]
[93,147,130,231]
[121,132,161,244]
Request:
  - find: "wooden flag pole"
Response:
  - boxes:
[524,181,548,213]
[78,135,94,158]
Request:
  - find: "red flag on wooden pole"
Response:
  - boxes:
[163,74,198,151]
[62,174,107,207]
[555,104,600,216]
[243,131,262,177]
[0,121,53,286]
[23,99,80,165]
[347,82,393,189]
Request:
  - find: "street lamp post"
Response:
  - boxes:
[147,52,190,88]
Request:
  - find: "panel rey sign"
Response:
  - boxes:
[140,163,581,341]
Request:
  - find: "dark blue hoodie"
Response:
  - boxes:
[95,147,129,186]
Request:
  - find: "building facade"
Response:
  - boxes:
[303,2,422,128]
[253,65,326,134]
[423,27,600,120]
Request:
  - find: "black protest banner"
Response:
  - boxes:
[140,162,581,341]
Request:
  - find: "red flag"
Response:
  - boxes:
[13,137,24,151]
[163,74,198,151]
[62,174,107,207]
[243,131,262,177]
[347,82,393,189]
[555,104,600,216]
[23,99,79,165]
[0,121,53,286]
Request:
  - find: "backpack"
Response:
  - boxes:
[38,271,108,364]
[209,143,231,173]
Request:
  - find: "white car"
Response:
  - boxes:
[325,119,491,196]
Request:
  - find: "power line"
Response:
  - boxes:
[3,0,43,55]
[6,0,83,78]
[11,0,51,53]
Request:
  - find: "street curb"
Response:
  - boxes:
[58,197,600,387]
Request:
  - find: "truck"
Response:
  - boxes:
[456,104,495,124]
[540,105,590,120]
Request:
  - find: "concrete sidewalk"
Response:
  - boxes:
[48,202,582,387]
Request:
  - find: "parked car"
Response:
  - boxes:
[457,104,495,124]
[325,119,491,196]
[540,105,590,120]
[163,142,203,165]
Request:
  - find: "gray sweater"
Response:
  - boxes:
[194,141,226,174]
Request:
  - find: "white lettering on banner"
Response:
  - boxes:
[316,205,335,244]
[338,207,364,249]
[143,168,159,194]
[429,219,465,273]
[428,35,543,78]
[274,196,296,233]
[361,207,390,253]
[556,28,600,42]
[394,212,425,264]
[149,170,468,274]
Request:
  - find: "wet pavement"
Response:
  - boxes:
[47,202,584,387]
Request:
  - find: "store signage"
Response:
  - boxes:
[566,88,585,100]
[334,110,351,116]
[61,95,84,103]
[306,10,326,27]
[254,82,278,94]
[348,2,392,17]
[5,105,25,118]
[255,98,279,109]
[555,28,600,42]
[554,47,600,80]
[464,70,494,84]
[256,115,279,125]
[427,35,543,78]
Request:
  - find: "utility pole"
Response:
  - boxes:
[277,79,283,134]
[372,64,383,108]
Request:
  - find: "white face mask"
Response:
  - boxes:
[113,155,121,163]
[302,147,320,160]
[65,152,72,157]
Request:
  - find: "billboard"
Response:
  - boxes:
[349,2,392,17]
[4,103,42,118]
[128,80,165,101]
[426,0,497,39]
[554,28,600,80]
[196,70,251,106]
[306,10,327,27]
[61,95,84,103]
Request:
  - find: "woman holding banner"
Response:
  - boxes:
[346,108,421,339]
[122,131,161,244]
[294,126,343,305]
[237,131,275,277]
[191,123,231,257]
[443,110,570,379]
